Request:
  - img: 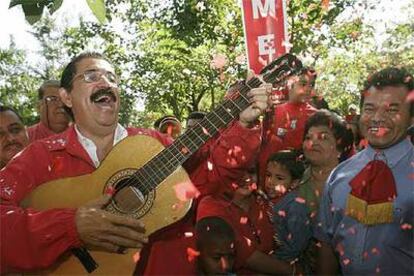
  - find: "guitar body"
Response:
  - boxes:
[21,135,193,275]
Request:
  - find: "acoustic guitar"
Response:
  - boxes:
[21,53,302,274]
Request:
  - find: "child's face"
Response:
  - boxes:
[265,161,294,199]
[198,239,235,275]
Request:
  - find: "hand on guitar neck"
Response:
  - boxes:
[75,195,148,253]
[239,71,273,128]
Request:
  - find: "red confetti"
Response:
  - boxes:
[187,247,200,262]
[245,237,252,247]
[342,258,351,266]
[278,210,286,217]
[249,182,258,191]
[240,217,248,224]
[105,186,115,195]
[184,232,193,237]
[220,256,229,272]
[181,147,189,154]
[295,197,306,204]
[406,91,414,103]
[401,223,412,230]
[173,181,200,201]
[347,227,356,235]
[371,247,380,255]
[202,127,210,136]
[133,251,140,263]
[321,0,330,11]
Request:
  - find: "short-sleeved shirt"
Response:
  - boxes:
[314,139,414,275]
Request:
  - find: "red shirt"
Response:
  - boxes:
[269,102,316,150]
[27,122,57,143]
[0,122,261,273]
[197,195,274,274]
[136,122,262,275]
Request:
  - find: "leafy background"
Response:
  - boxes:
[1,0,413,127]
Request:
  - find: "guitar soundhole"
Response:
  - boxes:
[112,178,146,213]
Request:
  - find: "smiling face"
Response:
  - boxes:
[265,161,297,199]
[359,86,411,149]
[60,58,120,135]
[0,110,29,168]
[303,125,340,166]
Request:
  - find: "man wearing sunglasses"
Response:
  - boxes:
[0,52,271,273]
[27,80,71,142]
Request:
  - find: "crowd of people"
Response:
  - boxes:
[0,51,413,275]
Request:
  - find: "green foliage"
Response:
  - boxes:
[3,0,413,126]
[9,0,63,25]
[85,0,107,24]
[0,46,39,125]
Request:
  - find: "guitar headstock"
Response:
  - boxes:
[260,53,303,85]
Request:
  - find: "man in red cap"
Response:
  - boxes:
[314,67,414,275]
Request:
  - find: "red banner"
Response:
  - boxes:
[241,0,288,74]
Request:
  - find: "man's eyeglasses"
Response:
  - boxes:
[72,69,119,86]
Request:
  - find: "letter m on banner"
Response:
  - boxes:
[241,0,288,74]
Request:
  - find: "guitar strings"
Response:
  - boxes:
[111,77,262,203]
[111,57,300,209]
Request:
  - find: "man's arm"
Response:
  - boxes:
[185,84,271,195]
[0,144,82,272]
[0,143,147,273]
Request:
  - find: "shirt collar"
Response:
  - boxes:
[74,123,128,168]
[364,138,413,168]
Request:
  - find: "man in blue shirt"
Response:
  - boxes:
[314,67,414,275]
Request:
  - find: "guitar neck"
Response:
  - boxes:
[137,77,262,191]
[134,54,302,192]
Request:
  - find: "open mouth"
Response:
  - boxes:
[368,127,390,136]
[90,88,117,106]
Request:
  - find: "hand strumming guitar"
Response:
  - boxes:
[75,195,147,253]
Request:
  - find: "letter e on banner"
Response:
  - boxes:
[241,0,288,74]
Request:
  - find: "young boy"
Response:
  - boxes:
[195,216,236,275]
[264,150,312,270]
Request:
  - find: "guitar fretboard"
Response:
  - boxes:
[129,54,301,194]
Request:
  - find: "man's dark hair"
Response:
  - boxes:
[195,216,235,250]
[361,67,414,116]
[304,109,353,154]
[187,111,206,121]
[0,106,23,122]
[38,80,60,100]
[60,52,111,119]
[267,150,305,180]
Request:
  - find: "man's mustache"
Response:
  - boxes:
[90,88,117,103]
